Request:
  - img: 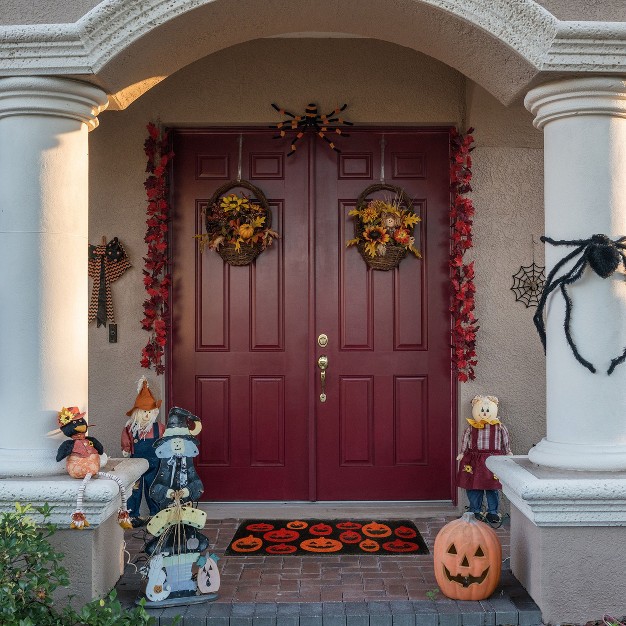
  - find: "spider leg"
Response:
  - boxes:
[560,259,597,373]
[541,236,592,247]
[318,130,341,153]
[608,347,626,375]
[287,131,305,157]
[271,103,298,119]
[533,245,587,350]
[323,104,348,118]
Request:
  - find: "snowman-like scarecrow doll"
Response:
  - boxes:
[140,407,219,605]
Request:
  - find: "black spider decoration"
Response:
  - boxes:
[534,233,626,375]
[271,102,353,156]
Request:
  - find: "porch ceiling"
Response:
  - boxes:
[0,0,624,108]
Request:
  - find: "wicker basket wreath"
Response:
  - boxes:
[347,183,421,271]
[195,180,278,266]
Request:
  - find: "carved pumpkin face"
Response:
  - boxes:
[359,539,380,553]
[336,521,362,530]
[287,520,308,530]
[309,523,333,536]
[231,534,263,553]
[339,530,362,544]
[394,526,417,539]
[246,522,274,532]
[266,543,297,554]
[362,522,392,538]
[433,513,502,600]
[300,538,343,553]
[382,539,419,553]
[264,528,300,543]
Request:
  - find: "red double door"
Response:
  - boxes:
[171,128,454,501]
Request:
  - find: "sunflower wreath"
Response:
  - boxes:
[346,183,421,271]
[195,180,279,267]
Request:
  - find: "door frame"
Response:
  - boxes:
[166,125,459,504]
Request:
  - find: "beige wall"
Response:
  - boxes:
[89,38,545,494]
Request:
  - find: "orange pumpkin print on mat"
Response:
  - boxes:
[300,538,343,553]
[246,522,274,532]
[359,538,380,552]
[266,543,297,554]
[263,528,300,543]
[362,522,392,538]
[309,523,333,536]
[286,520,308,530]
[231,534,263,553]
[382,539,420,553]
[336,521,362,530]
[395,526,417,539]
[339,530,362,544]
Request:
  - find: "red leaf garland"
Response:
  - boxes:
[141,122,173,374]
[450,128,479,381]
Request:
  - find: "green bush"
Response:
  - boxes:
[0,503,158,626]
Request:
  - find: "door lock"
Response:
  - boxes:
[317,354,328,402]
[317,333,329,348]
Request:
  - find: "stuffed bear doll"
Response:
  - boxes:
[456,395,512,523]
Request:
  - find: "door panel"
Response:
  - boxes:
[170,128,453,501]
[314,131,452,500]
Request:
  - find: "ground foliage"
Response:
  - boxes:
[0,503,166,626]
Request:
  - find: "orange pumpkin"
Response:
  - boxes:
[382,539,419,553]
[266,543,297,554]
[362,522,392,538]
[287,520,308,530]
[239,223,255,240]
[359,539,380,553]
[433,512,502,600]
[336,521,362,530]
[339,530,362,544]
[309,523,333,536]
[231,534,263,553]
[246,523,274,532]
[300,538,343,553]
[394,526,417,539]
[264,528,299,543]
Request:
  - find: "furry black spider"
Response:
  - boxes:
[534,233,626,375]
[271,102,353,156]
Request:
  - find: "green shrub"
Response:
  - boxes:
[0,503,158,626]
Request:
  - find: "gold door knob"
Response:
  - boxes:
[318,355,328,402]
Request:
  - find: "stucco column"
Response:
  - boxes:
[525,77,626,470]
[0,77,108,477]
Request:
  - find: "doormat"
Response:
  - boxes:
[225,519,429,556]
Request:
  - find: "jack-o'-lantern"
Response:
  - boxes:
[309,523,333,536]
[339,530,362,544]
[382,539,419,553]
[264,528,300,543]
[362,522,392,538]
[231,534,263,553]
[359,539,380,552]
[246,522,274,532]
[394,526,417,539]
[433,512,502,600]
[300,538,343,553]
[287,520,308,530]
[336,521,362,530]
[266,543,297,554]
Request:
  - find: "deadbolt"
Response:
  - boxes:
[318,333,328,348]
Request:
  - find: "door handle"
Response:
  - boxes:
[318,355,328,403]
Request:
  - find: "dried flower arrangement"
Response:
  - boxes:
[195,180,279,266]
[346,183,421,271]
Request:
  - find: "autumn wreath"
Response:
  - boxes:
[195,180,279,266]
[346,183,421,271]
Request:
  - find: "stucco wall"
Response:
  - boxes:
[88,38,545,495]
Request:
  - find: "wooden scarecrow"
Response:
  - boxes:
[139,407,220,606]
[121,376,165,527]
[456,395,512,524]
[55,406,132,529]
[88,236,131,327]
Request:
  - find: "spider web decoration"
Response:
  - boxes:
[511,263,545,307]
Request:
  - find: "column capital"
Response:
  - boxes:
[525,76,626,129]
[0,76,108,130]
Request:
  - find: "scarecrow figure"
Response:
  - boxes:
[456,395,512,524]
[55,406,132,529]
[149,407,204,508]
[121,376,165,527]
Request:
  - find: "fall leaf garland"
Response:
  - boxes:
[450,128,479,382]
[140,122,173,374]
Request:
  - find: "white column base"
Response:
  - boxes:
[487,455,626,624]
[0,447,67,478]
[528,438,626,472]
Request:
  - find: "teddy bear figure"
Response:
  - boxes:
[456,395,512,523]
[121,377,165,527]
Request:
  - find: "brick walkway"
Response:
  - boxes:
[117,515,542,625]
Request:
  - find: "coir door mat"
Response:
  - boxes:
[225,519,429,556]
